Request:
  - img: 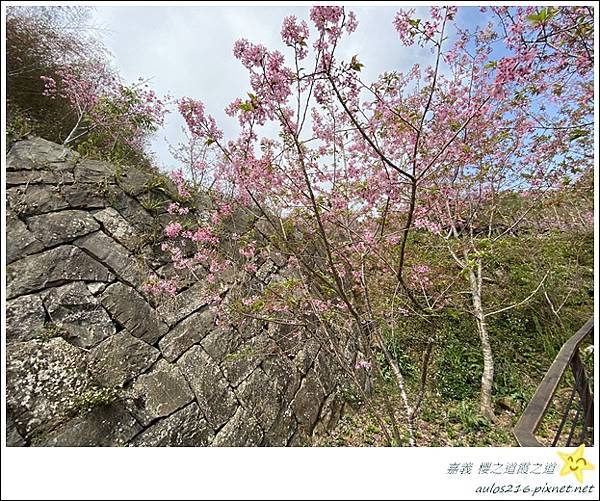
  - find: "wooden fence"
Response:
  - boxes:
[513,317,594,447]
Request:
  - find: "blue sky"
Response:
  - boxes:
[90,5,485,171]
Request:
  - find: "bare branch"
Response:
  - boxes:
[484,272,550,318]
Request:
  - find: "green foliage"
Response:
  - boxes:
[139,194,166,214]
[568,128,590,141]
[78,85,162,165]
[526,7,557,25]
[414,217,593,422]
[350,55,364,72]
[72,386,119,415]
[340,383,364,408]
[6,105,35,143]
[39,322,69,342]
[238,102,254,113]
[434,323,483,401]
[75,128,152,168]
[379,334,419,382]
[447,401,491,433]
[223,346,256,362]
[143,173,170,193]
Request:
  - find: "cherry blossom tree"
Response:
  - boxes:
[6,6,107,143]
[150,6,593,440]
[408,5,594,419]
[41,61,168,161]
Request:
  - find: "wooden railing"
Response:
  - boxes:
[513,317,594,447]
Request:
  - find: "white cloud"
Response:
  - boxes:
[90,5,437,171]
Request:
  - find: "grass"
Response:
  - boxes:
[314,305,592,447]
[139,194,166,214]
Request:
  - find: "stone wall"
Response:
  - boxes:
[5,137,358,447]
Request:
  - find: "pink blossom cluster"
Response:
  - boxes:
[414,215,442,235]
[242,295,259,307]
[227,41,295,126]
[170,169,191,198]
[393,9,419,46]
[244,262,258,273]
[239,243,256,259]
[233,39,268,69]
[493,48,537,89]
[164,222,183,239]
[414,218,441,235]
[355,359,372,370]
[309,6,344,31]
[142,278,177,297]
[310,6,357,52]
[281,16,309,59]
[393,6,456,46]
[211,203,232,225]
[184,226,220,246]
[40,75,57,97]
[167,202,190,215]
[311,299,330,313]
[411,265,431,288]
[178,97,223,142]
[54,63,110,109]
[161,242,194,270]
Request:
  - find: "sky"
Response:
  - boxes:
[89,5,478,171]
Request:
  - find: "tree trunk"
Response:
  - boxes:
[375,329,417,446]
[467,259,496,421]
